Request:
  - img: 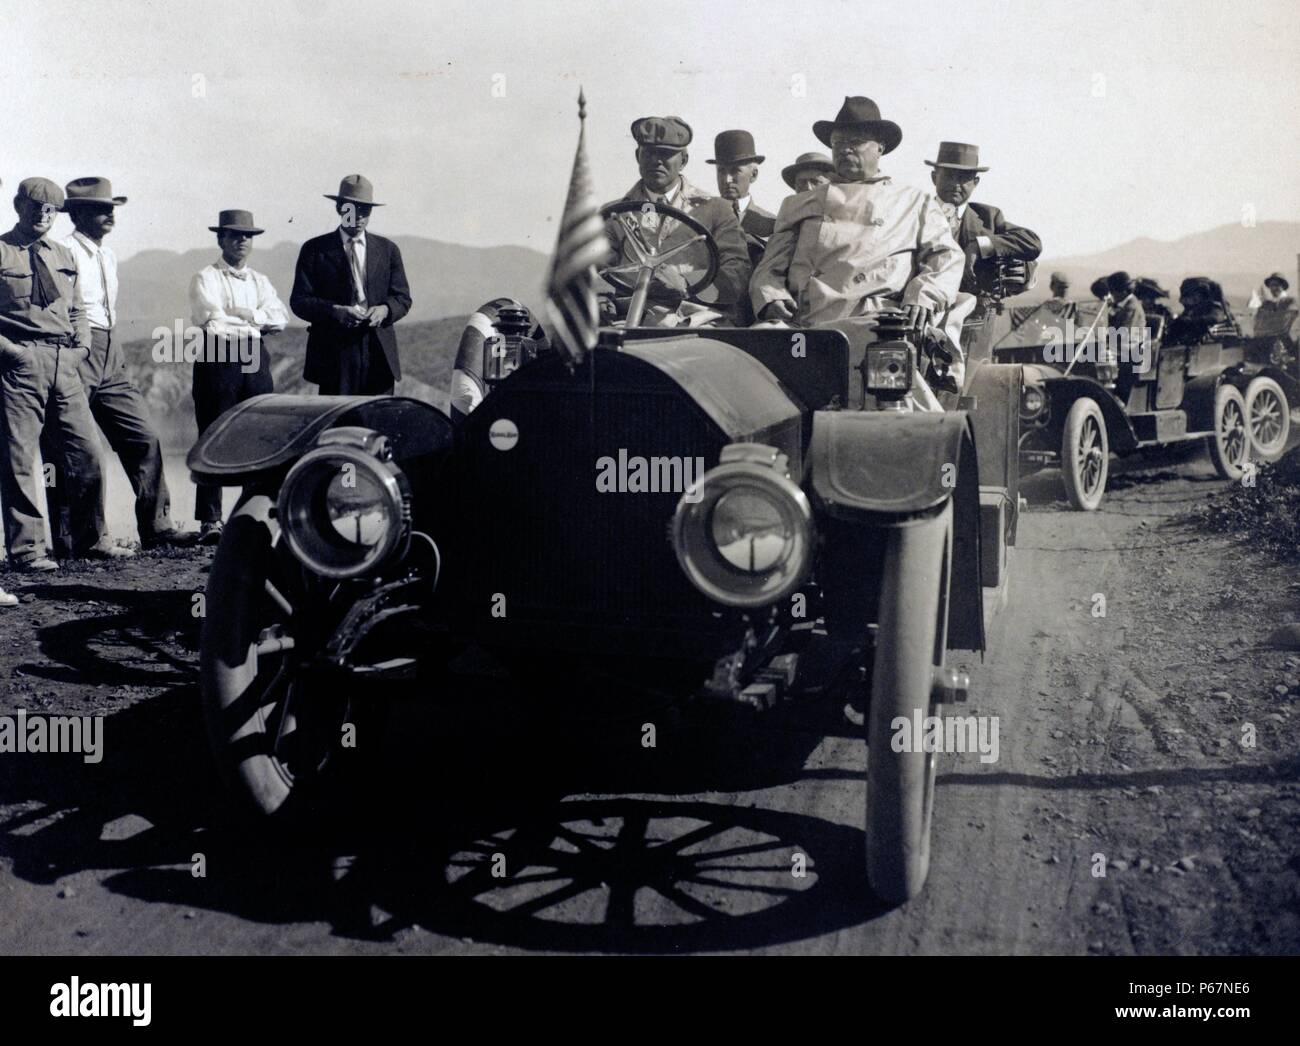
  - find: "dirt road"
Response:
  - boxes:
[2,448,1298,954]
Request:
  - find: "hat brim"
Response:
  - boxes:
[781,161,834,189]
[923,160,989,172]
[1266,276,1290,290]
[324,194,385,206]
[63,196,127,210]
[705,154,765,165]
[208,226,265,235]
[812,119,902,154]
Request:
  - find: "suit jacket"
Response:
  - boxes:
[955,202,1042,297]
[606,179,751,313]
[290,230,413,385]
[735,202,776,323]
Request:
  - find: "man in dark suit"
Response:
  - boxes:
[290,175,412,395]
[926,141,1041,361]
[708,130,773,324]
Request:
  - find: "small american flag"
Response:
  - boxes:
[545,89,610,368]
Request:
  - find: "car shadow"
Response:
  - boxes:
[0,629,883,952]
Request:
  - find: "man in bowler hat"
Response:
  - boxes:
[290,175,413,395]
[708,129,774,322]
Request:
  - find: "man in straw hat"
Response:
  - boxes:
[0,177,101,572]
[41,177,192,559]
[188,208,288,544]
[751,96,964,403]
[290,174,412,396]
[781,152,834,195]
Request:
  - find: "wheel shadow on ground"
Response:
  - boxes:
[0,661,886,953]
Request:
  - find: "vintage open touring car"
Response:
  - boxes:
[190,193,1024,905]
[991,292,1295,510]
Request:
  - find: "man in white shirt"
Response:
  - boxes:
[42,177,191,559]
[188,209,288,543]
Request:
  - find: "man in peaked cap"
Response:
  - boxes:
[781,152,834,194]
[0,177,102,571]
[601,116,750,325]
[40,177,192,560]
[290,174,413,395]
[751,96,964,403]
[1043,271,1075,319]
[188,208,289,544]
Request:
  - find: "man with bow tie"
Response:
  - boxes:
[189,209,288,544]
[602,116,750,325]
[0,177,101,572]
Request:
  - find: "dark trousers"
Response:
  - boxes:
[41,327,172,557]
[192,337,273,523]
[316,333,394,396]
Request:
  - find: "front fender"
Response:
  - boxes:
[1038,376,1139,454]
[188,393,454,486]
[811,410,985,652]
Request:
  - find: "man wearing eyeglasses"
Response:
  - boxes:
[0,178,102,572]
[751,97,962,334]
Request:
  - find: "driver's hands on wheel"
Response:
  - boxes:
[648,265,688,305]
[759,299,797,323]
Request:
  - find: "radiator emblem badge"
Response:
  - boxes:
[488,418,519,451]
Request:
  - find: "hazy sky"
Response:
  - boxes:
[4,0,1297,264]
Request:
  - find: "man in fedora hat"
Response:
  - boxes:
[751,97,964,398]
[708,129,774,323]
[290,174,412,395]
[189,209,288,543]
[781,152,834,195]
[0,177,101,572]
[602,117,750,325]
[40,177,191,559]
[926,141,1041,361]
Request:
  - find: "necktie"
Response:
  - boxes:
[940,201,961,237]
[98,250,114,328]
[345,238,366,306]
[29,244,59,309]
[733,200,741,217]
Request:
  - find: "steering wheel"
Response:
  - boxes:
[599,200,720,327]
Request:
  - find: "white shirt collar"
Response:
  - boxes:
[734,195,751,215]
[216,257,254,279]
[71,230,107,255]
[644,180,682,206]
[339,227,367,249]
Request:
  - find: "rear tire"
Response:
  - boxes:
[1060,397,1108,511]
[865,504,952,904]
[1206,384,1250,480]
[1244,376,1290,461]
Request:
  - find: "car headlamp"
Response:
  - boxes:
[1021,385,1046,418]
[277,426,410,579]
[672,443,813,609]
[864,341,915,397]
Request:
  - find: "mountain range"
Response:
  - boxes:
[1038,220,1298,304]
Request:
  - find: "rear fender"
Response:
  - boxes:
[1183,371,1235,433]
[811,410,985,652]
[964,361,1022,545]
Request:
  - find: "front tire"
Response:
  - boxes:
[1206,383,1250,480]
[1060,397,1109,511]
[1244,376,1290,461]
[199,494,351,818]
[865,503,952,904]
